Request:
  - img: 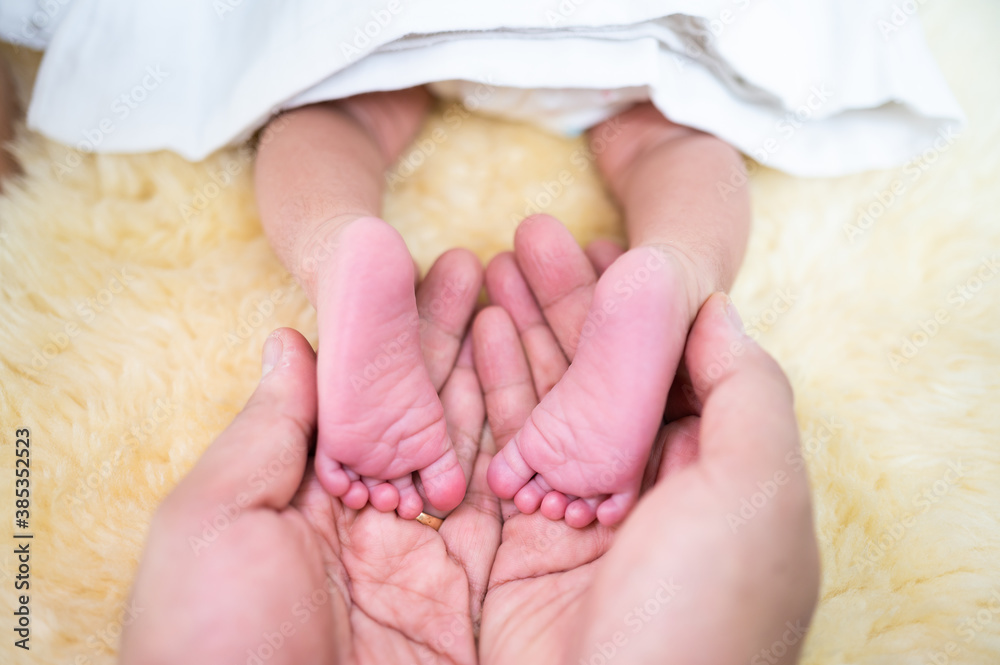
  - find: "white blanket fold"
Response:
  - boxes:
[0,0,963,176]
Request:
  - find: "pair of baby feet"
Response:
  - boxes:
[314,214,693,527]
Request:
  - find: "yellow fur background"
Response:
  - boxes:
[1,1,999,662]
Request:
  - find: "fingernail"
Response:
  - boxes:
[724,294,745,334]
[262,333,283,378]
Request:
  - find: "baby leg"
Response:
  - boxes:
[593,102,750,311]
[255,89,469,517]
[486,104,750,526]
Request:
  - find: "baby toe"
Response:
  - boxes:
[513,477,548,514]
[365,479,400,512]
[540,491,570,520]
[419,446,467,512]
[392,475,424,520]
[486,437,536,499]
[315,455,351,497]
[565,496,603,529]
[342,479,370,510]
[596,491,636,526]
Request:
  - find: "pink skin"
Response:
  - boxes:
[255,88,478,517]
[481,101,750,527]
[256,91,749,524]
[475,288,819,665]
[485,233,689,527]
[313,219,479,517]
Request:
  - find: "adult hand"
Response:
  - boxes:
[476,216,820,664]
[120,250,501,665]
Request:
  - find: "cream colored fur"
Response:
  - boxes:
[1,0,999,662]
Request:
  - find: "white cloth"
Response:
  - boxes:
[0,0,964,177]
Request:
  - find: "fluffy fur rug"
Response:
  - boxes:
[1,1,999,662]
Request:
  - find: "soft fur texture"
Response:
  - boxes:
[1,1,999,662]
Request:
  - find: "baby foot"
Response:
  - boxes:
[314,217,468,517]
[486,244,692,527]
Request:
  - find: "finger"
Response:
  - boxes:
[585,238,625,276]
[418,247,484,391]
[513,214,598,360]
[485,251,568,398]
[417,334,485,519]
[440,334,486,488]
[663,361,701,423]
[472,306,538,450]
[655,416,701,482]
[685,293,801,477]
[167,328,317,514]
[439,424,501,631]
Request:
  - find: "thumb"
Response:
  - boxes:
[167,328,318,515]
[684,293,801,478]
